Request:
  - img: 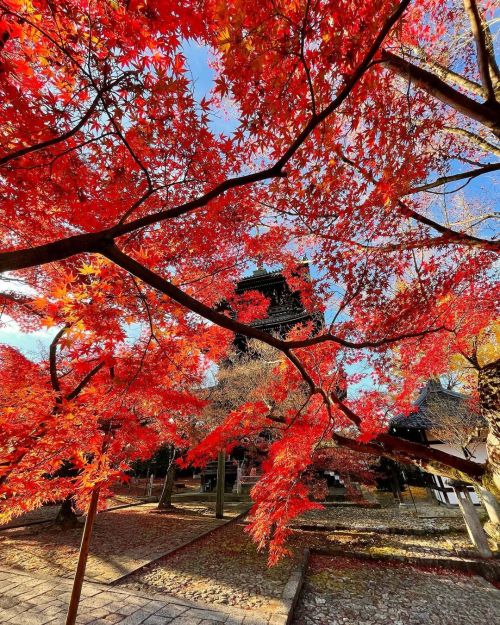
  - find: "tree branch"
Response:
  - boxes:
[396,197,499,250]
[101,243,449,356]
[65,361,104,401]
[0,0,411,273]
[463,0,496,102]
[402,46,484,97]
[381,50,500,136]
[49,325,68,401]
[407,162,500,194]
[481,13,500,94]
[332,431,485,481]
[442,126,500,157]
[102,241,485,482]
[338,151,500,250]
[0,74,132,167]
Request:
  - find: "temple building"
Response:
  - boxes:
[234,263,323,340]
[389,379,487,505]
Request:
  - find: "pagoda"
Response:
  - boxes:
[233,262,323,349]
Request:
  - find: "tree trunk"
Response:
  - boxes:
[216,450,225,519]
[476,485,500,547]
[158,456,176,510]
[478,358,500,496]
[453,482,492,558]
[55,496,79,528]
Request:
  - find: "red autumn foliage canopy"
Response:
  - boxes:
[0,0,498,559]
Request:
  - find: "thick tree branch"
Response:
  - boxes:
[323,389,484,481]
[381,50,500,136]
[332,431,485,480]
[442,126,500,157]
[65,362,104,401]
[49,325,68,400]
[403,46,484,97]
[102,242,485,481]
[481,14,500,93]
[0,0,411,273]
[101,243,449,356]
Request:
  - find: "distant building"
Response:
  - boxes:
[389,379,487,505]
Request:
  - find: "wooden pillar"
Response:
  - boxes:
[65,487,100,625]
[453,483,492,558]
[390,465,402,503]
[146,473,154,497]
[216,450,225,519]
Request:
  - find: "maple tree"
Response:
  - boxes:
[0,0,499,563]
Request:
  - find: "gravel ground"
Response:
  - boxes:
[0,503,235,583]
[0,493,145,529]
[120,519,298,611]
[293,504,467,534]
[293,555,500,625]
[296,528,476,559]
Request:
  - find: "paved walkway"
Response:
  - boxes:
[0,567,273,625]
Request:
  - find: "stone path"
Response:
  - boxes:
[0,504,248,584]
[293,554,500,625]
[0,567,274,625]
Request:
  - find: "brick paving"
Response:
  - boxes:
[1,490,497,625]
[0,504,246,584]
[0,567,274,625]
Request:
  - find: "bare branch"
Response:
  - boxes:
[408,162,500,194]
[442,126,500,157]
[463,0,496,102]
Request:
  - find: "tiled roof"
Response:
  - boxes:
[390,379,485,430]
